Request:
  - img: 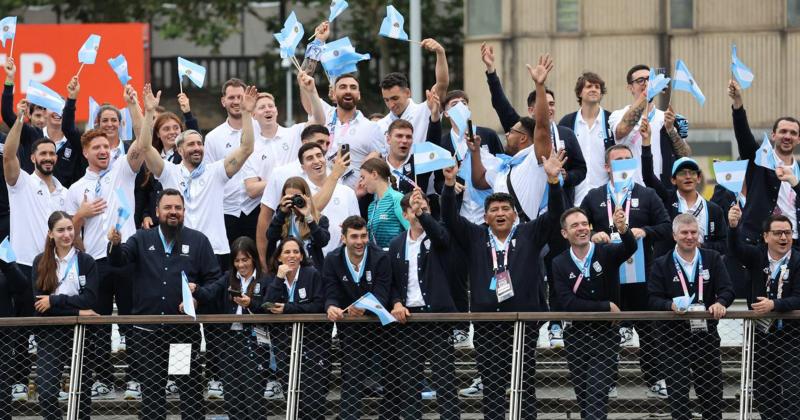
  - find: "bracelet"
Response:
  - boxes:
[304,214,314,224]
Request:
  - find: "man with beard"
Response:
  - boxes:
[108,188,222,419]
[142,86,256,268]
[64,84,154,400]
[3,100,67,402]
[319,74,386,189]
[3,58,84,187]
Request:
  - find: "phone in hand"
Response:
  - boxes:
[340,143,350,156]
[467,119,475,140]
[227,288,243,298]
[261,302,277,310]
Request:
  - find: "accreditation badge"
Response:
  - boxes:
[688,303,708,332]
[495,270,514,303]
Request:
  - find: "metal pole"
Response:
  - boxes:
[508,321,525,419]
[285,322,304,420]
[285,59,294,125]
[66,324,86,420]
[738,319,755,419]
[409,0,422,103]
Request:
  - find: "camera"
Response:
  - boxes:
[291,194,306,208]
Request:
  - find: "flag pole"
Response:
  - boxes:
[179,76,183,95]
[9,36,14,58]
[291,56,302,72]
[75,63,85,78]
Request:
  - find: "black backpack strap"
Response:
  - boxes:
[505,166,530,223]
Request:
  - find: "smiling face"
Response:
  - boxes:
[32,142,57,176]
[764,220,793,257]
[300,146,327,179]
[772,119,800,156]
[222,85,245,119]
[255,95,278,126]
[484,199,517,236]
[562,211,591,247]
[49,217,75,250]
[387,126,413,161]
[157,117,182,151]
[579,81,603,106]
[673,221,700,254]
[46,110,63,129]
[334,76,360,111]
[83,136,111,172]
[98,109,120,141]
[278,240,303,269]
[382,85,411,117]
[343,226,369,258]
[671,168,701,194]
[178,132,205,167]
[233,251,256,279]
[156,194,185,228]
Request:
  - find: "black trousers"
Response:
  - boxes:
[0,328,14,420]
[36,326,92,420]
[618,283,662,387]
[753,327,800,420]
[130,325,205,419]
[217,328,266,420]
[474,321,539,420]
[565,323,619,420]
[384,320,460,420]
[225,206,261,244]
[336,322,388,420]
[661,321,723,420]
[272,323,331,419]
[10,264,33,388]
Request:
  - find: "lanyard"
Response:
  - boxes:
[286,279,297,303]
[94,169,111,197]
[289,214,302,239]
[59,253,79,284]
[550,121,561,151]
[158,228,174,254]
[606,184,631,230]
[673,250,703,302]
[329,110,356,151]
[570,243,595,293]
[678,194,710,235]
[488,225,517,273]
[767,254,789,299]
[344,247,368,284]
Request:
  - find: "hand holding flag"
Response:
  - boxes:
[713,160,748,195]
[273,11,304,70]
[646,68,671,102]
[0,16,17,55]
[177,57,207,93]
[108,54,132,86]
[349,292,396,326]
[181,271,197,319]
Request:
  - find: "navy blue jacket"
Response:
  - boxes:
[388,212,458,313]
[647,248,735,314]
[31,251,99,316]
[267,212,330,271]
[266,266,325,314]
[195,270,268,315]
[0,260,32,317]
[322,243,392,310]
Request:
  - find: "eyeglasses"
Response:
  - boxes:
[674,169,698,177]
[629,77,648,86]
[508,128,528,137]
[769,230,793,238]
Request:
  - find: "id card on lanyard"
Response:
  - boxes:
[673,251,708,332]
[758,258,788,333]
[488,226,516,303]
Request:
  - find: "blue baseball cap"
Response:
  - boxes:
[671,157,700,177]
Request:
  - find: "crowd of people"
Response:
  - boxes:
[0,19,799,420]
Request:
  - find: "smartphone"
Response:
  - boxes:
[467,119,475,140]
[340,143,350,156]
[227,288,243,298]
[261,302,277,310]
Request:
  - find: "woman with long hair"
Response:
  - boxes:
[32,211,98,420]
[264,237,330,419]
[194,236,267,419]
[267,176,330,271]
[359,158,409,249]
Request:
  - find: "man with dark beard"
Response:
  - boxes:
[108,188,221,419]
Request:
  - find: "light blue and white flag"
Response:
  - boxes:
[379,5,409,41]
[646,68,671,102]
[86,97,100,130]
[713,160,748,195]
[0,17,16,48]
[610,158,637,192]
[0,236,15,263]
[673,293,696,311]
[618,238,646,284]
[413,142,455,174]
[78,34,101,65]
[274,11,304,59]
[672,59,705,106]
[731,44,754,90]
[108,54,132,85]
[181,271,197,319]
[26,81,64,114]
[447,102,470,139]
[754,133,776,170]
[352,292,396,326]
[177,57,206,88]
[320,37,371,78]
[328,0,348,22]
[115,187,132,231]
[119,107,133,141]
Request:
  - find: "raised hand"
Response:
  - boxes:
[16,99,28,121]
[526,54,554,85]
[776,165,799,187]
[480,42,495,73]
[142,83,162,113]
[728,79,743,109]
[297,70,316,93]
[177,93,191,113]
[728,204,742,228]
[664,105,676,131]
[4,57,15,82]
[426,88,441,119]
[640,117,651,146]
[242,85,258,113]
[443,164,458,186]
[123,84,139,106]
[313,21,331,42]
[67,76,80,100]
[420,38,445,54]
[543,148,567,180]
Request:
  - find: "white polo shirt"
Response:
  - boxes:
[8,171,67,266]
[609,106,666,184]
[261,161,304,212]
[572,108,611,206]
[305,174,360,256]
[203,119,261,216]
[157,160,230,255]
[405,231,426,308]
[376,99,432,144]
[485,146,548,220]
[321,101,386,189]
[65,157,137,260]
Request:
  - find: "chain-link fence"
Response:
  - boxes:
[0,311,793,419]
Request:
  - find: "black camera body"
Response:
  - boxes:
[291,194,306,208]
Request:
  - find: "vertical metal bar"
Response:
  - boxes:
[66,324,86,420]
[409,0,422,103]
[508,321,525,420]
[738,319,755,419]
[285,322,304,420]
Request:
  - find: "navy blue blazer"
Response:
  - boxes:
[31,251,99,316]
[322,243,392,310]
[265,266,325,314]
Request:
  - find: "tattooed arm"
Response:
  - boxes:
[225,86,257,178]
[614,90,648,140]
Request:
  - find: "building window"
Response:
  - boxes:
[467,0,502,36]
[670,0,693,29]
[556,0,579,32]
[790,0,800,27]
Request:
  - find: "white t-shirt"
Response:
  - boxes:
[485,146,548,220]
[66,158,137,259]
[8,171,67,266]
[305,174,361,256]
[321,101,386,189]
[376,99,432,144]
[260,161,304,212]
[609,105,666,184]
[157,160,231,255]
[203,119,261,216]
[571,108,610,206]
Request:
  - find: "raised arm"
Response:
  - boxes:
[224,86,257,178]
[614,90,647,140]
[481,42,521,133]
[297,70,325,126]
[312,150,350,211]
[728,79,758,160]
[442,165,474,246]
[639,119,671,203]
[725,204,761,268]
[663,106,692,157]
[467,135,491,189]
[127,84,160,172]
[62,76,82,141]
[2,58,17,127]
[124,84,144,141]
[421,38,449,101]
[3,100,25,186]
[299,21,330,115]
[526,54,554,163]
[177,93,200,131]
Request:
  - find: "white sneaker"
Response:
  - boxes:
[118,335,127,352]
[27,335,37,354]
[549,323,565,348]
[165,380,179,397]
[91,382,114,399]
[263,380,284,400]
[646,379,668,399]
[11,384,28,402]
[619,327,635,346]
[453,327,473,350]
[421,389,437,399]
[124,381,141,400]
[207,380,223,399]
[458,377,483,398]
[58,390,69,401]
[608,386,618,399]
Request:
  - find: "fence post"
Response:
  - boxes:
[65,323,86,420]
[508,320,525,420]
[738,319,755,420]
[285,322,304,420]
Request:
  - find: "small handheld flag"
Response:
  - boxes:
[352,292,396,326]
[108,54,132,86]
[181,271,197,319]
[731,44,754,90]
[0,236,16,263]
[115,187,132,231]
[447,102,471,139]
[672,59,705,106]
[754,133,775,170]
[274,11,304,60]
[329,0,348,22]
[673,293,696,311]
[646,68,671,102]
[177,57,206,89]
[78,34,101,65]
[379,5,409,41]
[713,160,748,195]
[610,158,637,192]
[320,37,371,78]
[0,16,16,52]
[119,108,133,141]
[86,97,99,130]
[26,81,65,114]
[412,142,456,174]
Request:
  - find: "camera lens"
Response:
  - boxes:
[291,194,306,208]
